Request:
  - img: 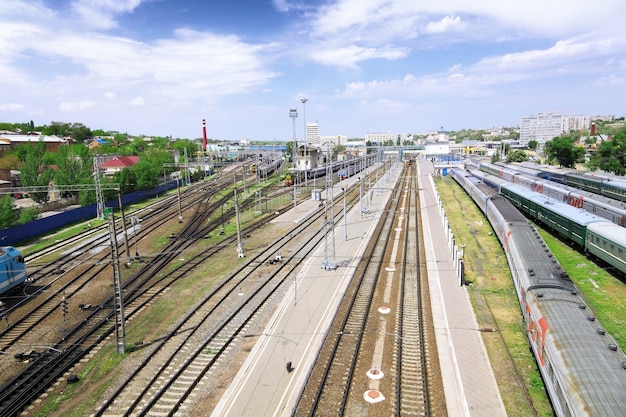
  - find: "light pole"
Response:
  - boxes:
[131,216,140,259]
[342,187,347,241]
[289,108,298,212]
[177,177,183,223]
[358,176,363,218]
[117,190,131,266]
[301,98,308,186]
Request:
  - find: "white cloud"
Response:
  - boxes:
[59,100,97,112]
[301,0,626,73]
[423,16,465,34]
[310,44,409,68]
[129,96,145,106]
[311,0,626,41]
[0,103,25,111]
[594,75,624,87]
[0,9,280,119]
[70,0,145,30]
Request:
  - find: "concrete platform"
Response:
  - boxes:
[418,159,506,417]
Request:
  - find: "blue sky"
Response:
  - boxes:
[1,0,625,141]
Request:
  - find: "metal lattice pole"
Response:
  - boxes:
[108,212,126,353]
[94,157,105,220]
[322,141,337,270]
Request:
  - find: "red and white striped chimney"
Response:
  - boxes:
[202,119,207,152]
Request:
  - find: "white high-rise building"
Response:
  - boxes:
[520,112,563,148]
[364,132,411,145]
[306,122,319,145]
[562,115,591,132]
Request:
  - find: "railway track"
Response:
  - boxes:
[92,194,334,416]
[293,166,442,416]
[0,165,381,416]
[0,173,287,415]
[0,175,235,355]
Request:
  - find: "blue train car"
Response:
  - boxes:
[0,246,27,296]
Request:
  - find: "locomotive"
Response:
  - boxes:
[0,246,27,297]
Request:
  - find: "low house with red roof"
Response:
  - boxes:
[99,156,140,176]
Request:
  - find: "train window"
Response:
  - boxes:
[17,255,24,263]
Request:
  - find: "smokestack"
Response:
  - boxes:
[590,122,596,136]
[202,119,207,152]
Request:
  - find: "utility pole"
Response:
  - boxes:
[118,191,131,266]
[342,187,347,241]
[93,156,105,220]
[184,147,191,185]
[322,141,337,270]
[108,211,126,354]
[301,98,308,186]
[234,183,244,258]
[177,178,183,223]
[290,108,298,212]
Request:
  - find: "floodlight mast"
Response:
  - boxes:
[300,98,308,186]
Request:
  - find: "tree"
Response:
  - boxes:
[544,136,585,168]
[588,127,626,175]
[17,141,53,202]
[0,195,18,228]
[113,167,137,194]
[170,139,197,161]
[52,145,94,198]
[130,149,173,189]
[0,154,22,170]
[129,137,148,155]
[506,150,529,163]
[68,122,92,142]
[528,140,538,150]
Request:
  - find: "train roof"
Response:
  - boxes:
[512,162,574,175]
[500,183,610,226]
[603,176,626,189]
[538,176,626,210]
[508,221,575,289]
[468,169,509,187]
[498,163,543,178]
[527,284,626,415]
[0,246,19,256]
[586,221,626,246]
[489,194,529,223]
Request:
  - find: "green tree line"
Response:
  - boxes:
[0,121,207,229]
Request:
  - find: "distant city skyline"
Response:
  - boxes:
[1,1,625,141]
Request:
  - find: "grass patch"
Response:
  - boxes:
[538,230,626,349]
[34,345,124,417]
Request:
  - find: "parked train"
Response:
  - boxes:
[253,158,283,179]
[467,167,626,275]
[474,162,626,227]
[0,246,27,297]
[337,162,365,180]
[285,154,377,186]
[449,168,626,417]
[496,161,626,203]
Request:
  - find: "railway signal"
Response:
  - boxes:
[61,296,68,321]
